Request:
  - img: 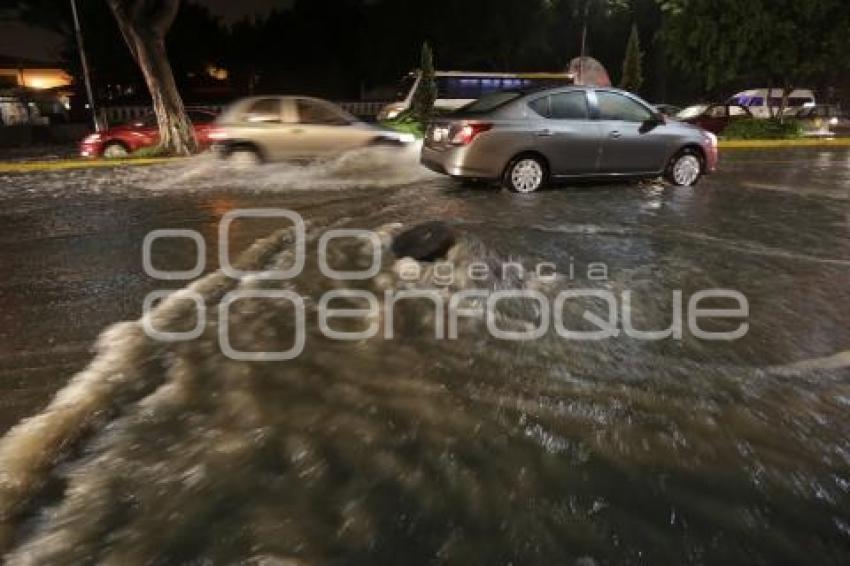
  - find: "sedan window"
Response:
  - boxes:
[550,92,589,119]
[243,98,282,123]
[296,100,351,125]
[135,114,157,128]
[528,92,588,120]
[528,96,550,117]
[462,91,522,113]
[596,91,653,122]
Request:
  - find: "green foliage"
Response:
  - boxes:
[129,145,170,158]
[661,0,850,93]
[410,42,437,125]
[619,23,643,93]
[723,118,803,140]
[380,112,425,139]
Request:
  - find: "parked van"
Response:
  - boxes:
[728,88,815,118]
[377,71,574,121]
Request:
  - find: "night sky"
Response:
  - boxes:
[1,0,288,62]
[196,0,289,23]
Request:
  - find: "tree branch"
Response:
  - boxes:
[106,0,140,61]
[148,0,181,36]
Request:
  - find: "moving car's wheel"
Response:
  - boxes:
[227,146,262,168]
[102,142,129,159]
[369,136,405,147]
[503,155,547,193]
[665,149,703,187]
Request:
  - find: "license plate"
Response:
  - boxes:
[431,126,449,143]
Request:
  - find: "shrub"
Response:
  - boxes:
[410,43,437,125]
[723,118,803,140]
[619,24,643,94]
[380,112,425,139]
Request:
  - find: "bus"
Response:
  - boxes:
[377,70,575,121]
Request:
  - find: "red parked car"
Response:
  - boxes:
[675,103,752,134]
[79,109,218,158]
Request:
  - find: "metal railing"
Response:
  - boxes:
[102,101,390,126]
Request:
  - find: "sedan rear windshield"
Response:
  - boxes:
[458,91,523,114]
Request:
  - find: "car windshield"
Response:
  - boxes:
[396,74,417,100]
[676,105,708,119]
[458,91,522,114]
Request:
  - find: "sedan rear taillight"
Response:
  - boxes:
[449,122,492,146]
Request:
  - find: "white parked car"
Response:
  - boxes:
[728,88,815,119]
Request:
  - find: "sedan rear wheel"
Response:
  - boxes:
[102,142,129,159]
[665,150,703,187]
[504,156,546,193]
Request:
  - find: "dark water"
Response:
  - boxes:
[0,147,848,564]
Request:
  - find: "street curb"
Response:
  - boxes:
[719,138,850,149]
[0,157,177,174]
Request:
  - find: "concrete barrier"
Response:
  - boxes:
[101,101,390,125]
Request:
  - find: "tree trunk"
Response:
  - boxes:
[107,0,196,156]
[131,30,196,155]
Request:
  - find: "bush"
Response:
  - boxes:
[380,107,455,139]
[380,112,425,139]
[723,118,803,140]
[130,145,170,158]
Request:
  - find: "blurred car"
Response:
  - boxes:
[789,104,850,137]
[210,96,415,164]
[654,104,682,117]
[675,103,752,134]
[420,86,718,193]
[80,109,218,158]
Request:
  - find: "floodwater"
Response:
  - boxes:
[0,146,848,564]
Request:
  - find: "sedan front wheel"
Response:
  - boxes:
[665,149,703,187]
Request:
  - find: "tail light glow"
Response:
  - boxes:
[208,127,229,141]
[449,122,492,145]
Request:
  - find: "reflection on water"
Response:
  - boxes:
[0,147,849,563]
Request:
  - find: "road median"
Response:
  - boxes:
[0,157,178,174]
[719,138,850,149]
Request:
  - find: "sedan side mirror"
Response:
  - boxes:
[639,113,665,133]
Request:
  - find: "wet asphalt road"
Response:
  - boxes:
[1,147,848,430]
[0,146,848,563]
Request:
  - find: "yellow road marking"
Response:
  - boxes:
[0,157,177,174]
[720,138,850,149]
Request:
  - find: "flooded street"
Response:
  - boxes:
[0,147,848,564]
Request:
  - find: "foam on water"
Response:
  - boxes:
[152,142,437,192]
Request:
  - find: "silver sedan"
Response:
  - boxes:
[210,96,415,165]
[421,86,718,193]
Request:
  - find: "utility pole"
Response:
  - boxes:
[578,0,590,85]
[70,0,103,131]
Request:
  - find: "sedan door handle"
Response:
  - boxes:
[290,128,305,134]
[609,130,622,139]
[536,129,554,137]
